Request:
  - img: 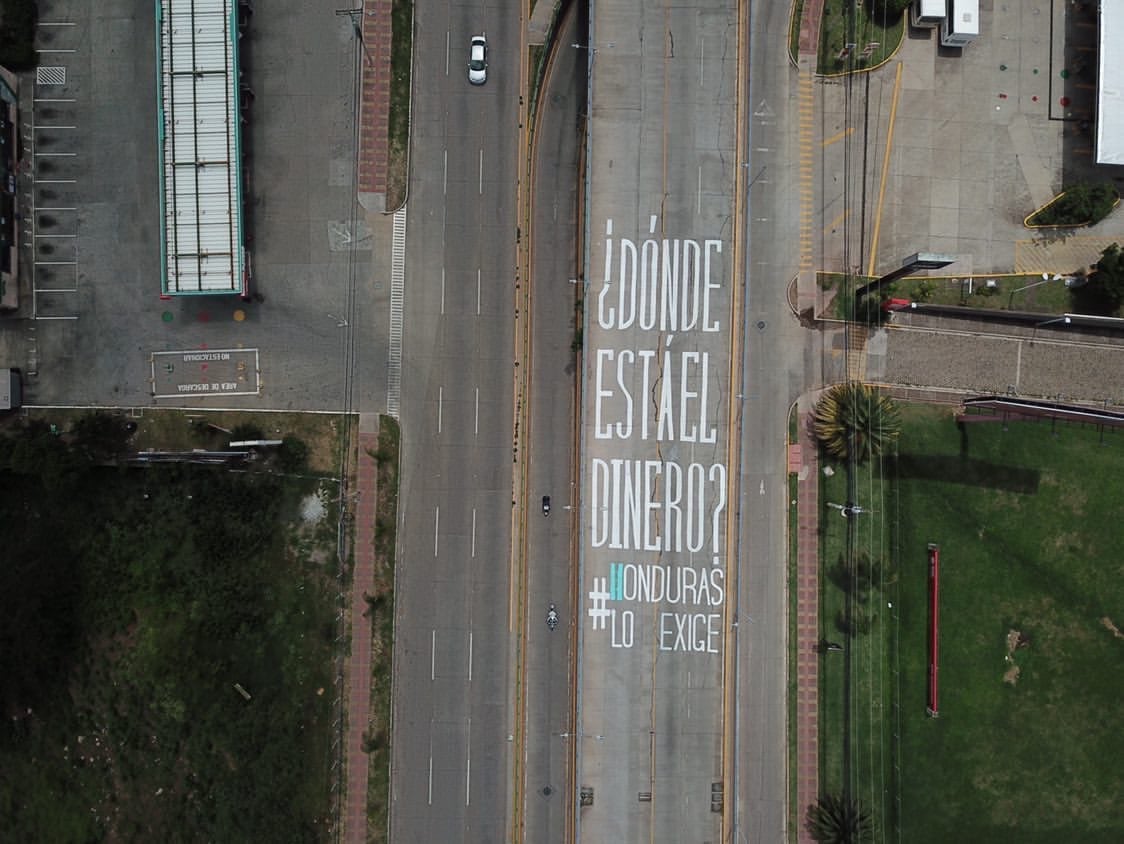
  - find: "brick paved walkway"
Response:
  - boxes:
[798,0,825,57]
[345,431,380,843]
[358,0,393,209]
[791,406,821,844]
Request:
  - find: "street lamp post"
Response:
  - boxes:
[1008,273,1063,309]
[1033,315,1072,341]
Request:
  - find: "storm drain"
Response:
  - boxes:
[36,66,67,86]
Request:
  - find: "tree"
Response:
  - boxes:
[1072,242,1124,315]
[806,793,873,843]
[813,382,901,464]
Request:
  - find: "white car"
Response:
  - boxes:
[468,35,487,85]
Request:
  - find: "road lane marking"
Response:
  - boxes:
[440,267,446,314]
[35,152,76,157]
[32,98,75,103]
[427,751,433,805]
[387,208,406,417]
[434,506,440,557]
[476,268,482,314]
[465,739,471,806]
[445,30,450,76]
[443,149,448,195]
[431,629,437,680]
[474,387,480,435]
[478,149,484,195]
[697,165,702,215]
[437,386,443,434]
[471,507,477,556]
[468,631,473,681]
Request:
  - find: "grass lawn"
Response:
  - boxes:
[365,416,401,842]
[818,0,905,75]
[817,402,1124,841]
[386,0,414,211]
[893,274,1075,315]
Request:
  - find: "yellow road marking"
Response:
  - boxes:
[867,61,903,277]
[821,126,854,148]
[824,208,848,233]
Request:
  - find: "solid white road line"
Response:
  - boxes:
[468,631,473,682]
[440,267,445,314]
[474,387,480,435]
[443,149,448,195]
[437,386,443,434]
[476,269,481,314]
[478,149,484,195]
[465,746,471,806]
[471,507,477,557]
[434,506,440,557]
[427,752,434,805]
[445,30,450,76]
[431,629,437,680]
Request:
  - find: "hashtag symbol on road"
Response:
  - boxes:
[587,577,612,630]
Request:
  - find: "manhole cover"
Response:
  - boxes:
[36,66,66,86]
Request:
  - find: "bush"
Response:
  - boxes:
[276,435,309,473]
[1028,182,1119,227]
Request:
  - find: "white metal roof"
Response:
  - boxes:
[157,0,243,294]
[1097,2,1124,165]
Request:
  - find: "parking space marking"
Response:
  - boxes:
[150,348,262,399]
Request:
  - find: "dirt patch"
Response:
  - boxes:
[1003,628,1030,685]
[1101,616,1124,640]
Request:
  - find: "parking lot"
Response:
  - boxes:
[1,0,388,412]
[820,0,1124,280]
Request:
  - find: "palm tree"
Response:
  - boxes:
[813,382,901,464]
[806,793,873,843]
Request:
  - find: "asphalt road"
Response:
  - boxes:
[576,0,738,838]
[730,0,814,839]
[387,0,521,840]
[521,7,587,841]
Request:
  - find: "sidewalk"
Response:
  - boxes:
[358,0,393,212]
[344,422,381,843]
[790,398,821,844]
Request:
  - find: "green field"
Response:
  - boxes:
[0,418,342,842]
[818,403,1124,841]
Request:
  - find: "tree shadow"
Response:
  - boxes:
[891,454,1040,494]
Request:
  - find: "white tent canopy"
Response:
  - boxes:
[1096,2,1124,165]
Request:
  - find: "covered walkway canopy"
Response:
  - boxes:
[157,0,244,295]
